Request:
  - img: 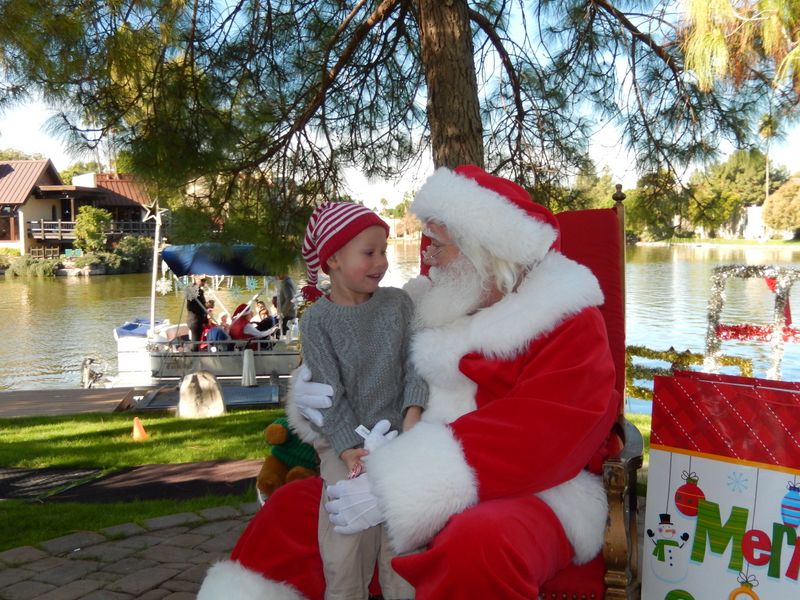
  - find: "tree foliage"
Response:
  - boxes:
[73,205,112,253]
[687,148,789,234]
[625,171,688,240]
[683,0,800,106]
[561,165,616,211]
[763,177,800,237]
[59,160,102,184]
[0,0,780,255]
[0,148,45,161]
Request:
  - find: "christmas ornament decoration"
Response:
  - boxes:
[728,573,759,600]
[155,277,173,295]
[675,470,705,517]
[781,482,800,527]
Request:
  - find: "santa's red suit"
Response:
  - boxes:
[198,166,619,599]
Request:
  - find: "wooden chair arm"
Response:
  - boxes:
[602,419,643,599]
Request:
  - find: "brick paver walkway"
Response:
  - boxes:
[0,503,257,600]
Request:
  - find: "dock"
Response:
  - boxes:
[0,387,143,417]
[0,382,283,418]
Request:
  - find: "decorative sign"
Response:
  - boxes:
[643,371,800,599]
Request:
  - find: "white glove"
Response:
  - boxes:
[325,474,384,534]
[292,364,333,427]
[363,419,399,453]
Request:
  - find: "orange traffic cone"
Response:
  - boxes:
[132,417,149,441]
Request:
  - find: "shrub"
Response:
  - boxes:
[73,254,103,269]
[97,252,123,273]
[113,235,154,273]
[6,256,59,277]
[0,248,20,269]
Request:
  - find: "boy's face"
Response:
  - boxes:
[327,225,388,297]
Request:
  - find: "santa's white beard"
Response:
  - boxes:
[415,256,486,328]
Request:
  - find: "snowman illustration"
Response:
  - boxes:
[647,512,691,582]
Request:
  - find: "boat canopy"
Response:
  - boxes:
[161,243,271,276]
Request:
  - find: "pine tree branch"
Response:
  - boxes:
[242,0,403,171]
[468,8,525,164]
[592,0,683,82]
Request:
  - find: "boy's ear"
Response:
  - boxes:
[326,252,339,271]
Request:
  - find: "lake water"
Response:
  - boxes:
[1,241,799,391]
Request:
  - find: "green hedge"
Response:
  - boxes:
[6,256,60,277]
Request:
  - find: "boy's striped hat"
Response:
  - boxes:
[301,202,389,301]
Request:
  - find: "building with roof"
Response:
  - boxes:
[0,160,154,257]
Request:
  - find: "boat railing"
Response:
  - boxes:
[146,336,298,354]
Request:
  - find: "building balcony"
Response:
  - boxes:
[26,220,157,241]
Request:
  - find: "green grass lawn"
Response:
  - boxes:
[0,493,254,552]
[0,408,654,552]
[0,409,282,551]
[0,409,282,468]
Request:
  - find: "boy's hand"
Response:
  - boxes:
[341,448,369,477]
[402,406,422,432]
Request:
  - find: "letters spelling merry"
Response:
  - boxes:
[692,498,800,580]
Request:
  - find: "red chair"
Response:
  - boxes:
[539,191,642,599]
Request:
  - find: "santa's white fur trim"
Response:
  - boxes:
[197,560,307,600]
[412,167,557,264]
[366,421,478,553]
[537,470,607,564]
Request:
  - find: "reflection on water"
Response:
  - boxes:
[1,241,799,390]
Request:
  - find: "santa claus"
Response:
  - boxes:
[198,165,619,599]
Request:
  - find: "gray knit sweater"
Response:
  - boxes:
[299,286,428,456]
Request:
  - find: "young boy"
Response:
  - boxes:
[298,201,427,600]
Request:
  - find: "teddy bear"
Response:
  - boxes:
[256,416,319,500]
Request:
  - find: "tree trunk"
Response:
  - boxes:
[417,0,483,169]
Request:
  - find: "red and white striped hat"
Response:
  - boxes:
[301,202,389,301]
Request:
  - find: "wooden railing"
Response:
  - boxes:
[26,220,156,240]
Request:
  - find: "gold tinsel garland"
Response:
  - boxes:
[625,345,753,401]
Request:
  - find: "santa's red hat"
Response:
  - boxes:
[231,303,251,321]
[301,202,389,301]
[412,165,559,266]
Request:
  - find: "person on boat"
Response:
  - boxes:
[199,299,218,351]
[198,165,619,600]
[298,201,427,599]
[229,302,279,349]
[278,274,298,336]
[185,274,208,349]
[253,300,280,339]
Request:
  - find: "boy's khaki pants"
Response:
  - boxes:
[316,440,415,600]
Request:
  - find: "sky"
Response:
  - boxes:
[1,99,798,209]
